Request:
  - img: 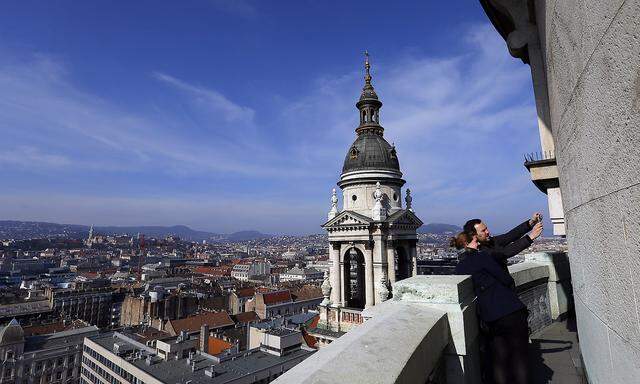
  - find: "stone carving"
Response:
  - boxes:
[372,182,387,221]
[328,188,339,220]
[321,270,332,306]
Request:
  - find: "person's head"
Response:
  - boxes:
[463,219,491,243]
[449,231,478,250]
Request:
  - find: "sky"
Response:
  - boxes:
[0,0,550,235]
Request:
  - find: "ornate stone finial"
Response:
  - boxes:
[375,273,389,303]
[372,182,387,221]
[406,189,413,212]
[328,188,339,220]
[320,270,331,306]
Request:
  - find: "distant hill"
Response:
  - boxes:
[93,225,220,242]
[0,220,271,242]
[418,223,462,235]
[227,230,273,242]
[0,220,88,240]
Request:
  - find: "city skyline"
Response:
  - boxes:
[0,1,547,234]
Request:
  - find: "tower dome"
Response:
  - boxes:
[342,133,400,174]
[339,52,404,189]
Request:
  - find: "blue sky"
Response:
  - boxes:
[0,1,549,234]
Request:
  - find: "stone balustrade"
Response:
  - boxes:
[273,252,570,384]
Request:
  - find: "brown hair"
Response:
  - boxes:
[449,231,472,250]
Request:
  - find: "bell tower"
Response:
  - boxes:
[319,53,423,332]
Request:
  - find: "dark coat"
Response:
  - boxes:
[479,220,533,273]
[455,248,525,322]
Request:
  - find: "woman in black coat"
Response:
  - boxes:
[451,231,530,384]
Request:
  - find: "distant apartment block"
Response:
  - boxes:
[278,265,323,283]
[228,287,255,315]
[246,290,322,320]
[46,287,114,328]
[230,260,271,281]
[119,287,199,328]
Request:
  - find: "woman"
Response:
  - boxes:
[451,231,530,384]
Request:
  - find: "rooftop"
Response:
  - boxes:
[168,311,235,334]
[90,332,314,384]
[25,326,99,353]
[0,300,51,319]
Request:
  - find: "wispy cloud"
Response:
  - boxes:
[0,51,291,177]
[153,72,255,124]
[0,146,71,169]
[0,24,547,233]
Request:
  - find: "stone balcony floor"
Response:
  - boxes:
[529,312,585,384]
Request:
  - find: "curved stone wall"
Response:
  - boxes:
[545,1,640,382]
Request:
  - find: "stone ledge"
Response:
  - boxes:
[509,262,550,287]
[524,251,571,282]
[273,301,448,384]
[392,275,475,305]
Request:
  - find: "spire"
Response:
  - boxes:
[364,51,372,86]
[356,51,383,136]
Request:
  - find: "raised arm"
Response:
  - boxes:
[492,220,532,247]
[491,236,533,260]
[491,222,543,260]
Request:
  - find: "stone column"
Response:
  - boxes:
[547,187,566,236]
[386,241,396,285]
[410,241,418,276]
[364,243,374,309]
[339,260,346,308]
[329,243,341,306]
[372,235,387,305]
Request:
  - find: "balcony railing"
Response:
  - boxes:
[274,251,574,384]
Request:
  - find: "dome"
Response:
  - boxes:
[0,319,24,345]
[342,132,400,174]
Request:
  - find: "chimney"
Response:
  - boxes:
[200,323,209,354]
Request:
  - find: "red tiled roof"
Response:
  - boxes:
[23,322,66,336]
[231,311,259,324]
[291,285,323,302]
[302,329,317,349]
[262,290,292,305]
[235,288,255,298]
[207,337,234,355]
[168,312,234,335]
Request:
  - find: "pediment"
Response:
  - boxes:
[386,209,424,227]
[322,210,372,228]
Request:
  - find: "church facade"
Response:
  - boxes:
[319,55,423,332]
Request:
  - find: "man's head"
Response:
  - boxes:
[463,219,491,243]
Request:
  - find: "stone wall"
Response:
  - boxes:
[544,1,640,382]
[273,262,564,383]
